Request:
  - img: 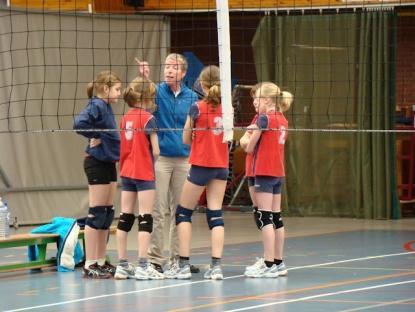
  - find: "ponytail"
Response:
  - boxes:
[86,81,94,99]
[278,91,293,112]
[199,65,221,110]
[206,84,221,109]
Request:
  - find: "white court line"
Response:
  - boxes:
[5,251,415,312]
[287,251,415,271]
[338,297,415,312]
[224,280,415,312]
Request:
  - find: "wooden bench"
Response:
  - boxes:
[0,226,116,272]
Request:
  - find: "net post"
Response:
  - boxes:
[216,0,234,142]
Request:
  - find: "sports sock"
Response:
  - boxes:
[179,256,190,268]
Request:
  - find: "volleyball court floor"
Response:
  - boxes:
[1,213,414,312]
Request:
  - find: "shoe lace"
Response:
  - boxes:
[247,257,263,269]
[87,265,102,276]
[167,262,180,273]
[253,257,264,267]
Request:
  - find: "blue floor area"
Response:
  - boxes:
[1,230,415,312]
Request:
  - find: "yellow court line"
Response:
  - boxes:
[16,290,38,296]
[169,271,415,312]
[46,287,59,291]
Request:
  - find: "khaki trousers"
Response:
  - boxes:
[148,156,190,266]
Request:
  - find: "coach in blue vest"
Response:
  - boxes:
[136,54,198,273]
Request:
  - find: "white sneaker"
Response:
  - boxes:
[244,257,264,276]
[135,266,150,280]
[164,262,191,279]
[163,260,179,279]
[204,265,223,280]
[263,264,279,277]
[114,263,136,280]
[276,261,288,276]
[248,264,279,278]
[145,265,165,280]
[245,262,279,277]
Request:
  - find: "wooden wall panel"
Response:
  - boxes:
[145,0,343,10]
[10,0,90,11]
[93,1,135,13]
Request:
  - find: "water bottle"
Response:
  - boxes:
[0,197,10,238]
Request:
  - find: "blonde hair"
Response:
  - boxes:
[199,65,221,109]
[87,71,121,99]
[250,82,262,98]
[256,82,293,112]
[166,53,188,73]
[123,77,157,112]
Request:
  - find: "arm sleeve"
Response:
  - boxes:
[256,114,269,129]
[73,103,101,138]
[144,116,157,136]
[188,103,200,121]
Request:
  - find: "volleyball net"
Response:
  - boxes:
[0,0,414,223]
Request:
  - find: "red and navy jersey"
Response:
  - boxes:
[253,111,288,177]
[120,108,157,181]
[245,115,258,177]
[188,100,229,168]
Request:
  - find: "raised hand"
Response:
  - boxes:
[135,57,150,78]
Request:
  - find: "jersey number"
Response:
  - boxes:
[278,126,287,144]
[125,121,134,141]
[213,116,223,136]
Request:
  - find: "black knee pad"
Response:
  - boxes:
[175,205,193,225]
[272,212,284,229]
[102,206,115,230]
[86,206,108,229]
[254,210,274,230]
[117,212,135,232]
[138,214,153,233]
[206,209,224,230]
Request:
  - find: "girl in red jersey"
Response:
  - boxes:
[243,82,293,278]
[164,65,229,280]
[114,77,164,280]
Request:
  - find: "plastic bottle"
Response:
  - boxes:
[0,197,10,238]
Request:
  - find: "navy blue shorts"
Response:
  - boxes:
[254,176,285,194]
[247,177,255,187]
[187,165,229,186]
[121,176,155,192]
[84,156,117,185]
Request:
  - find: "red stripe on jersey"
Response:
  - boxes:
[120,108,155,181]
[189,100,229,168]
